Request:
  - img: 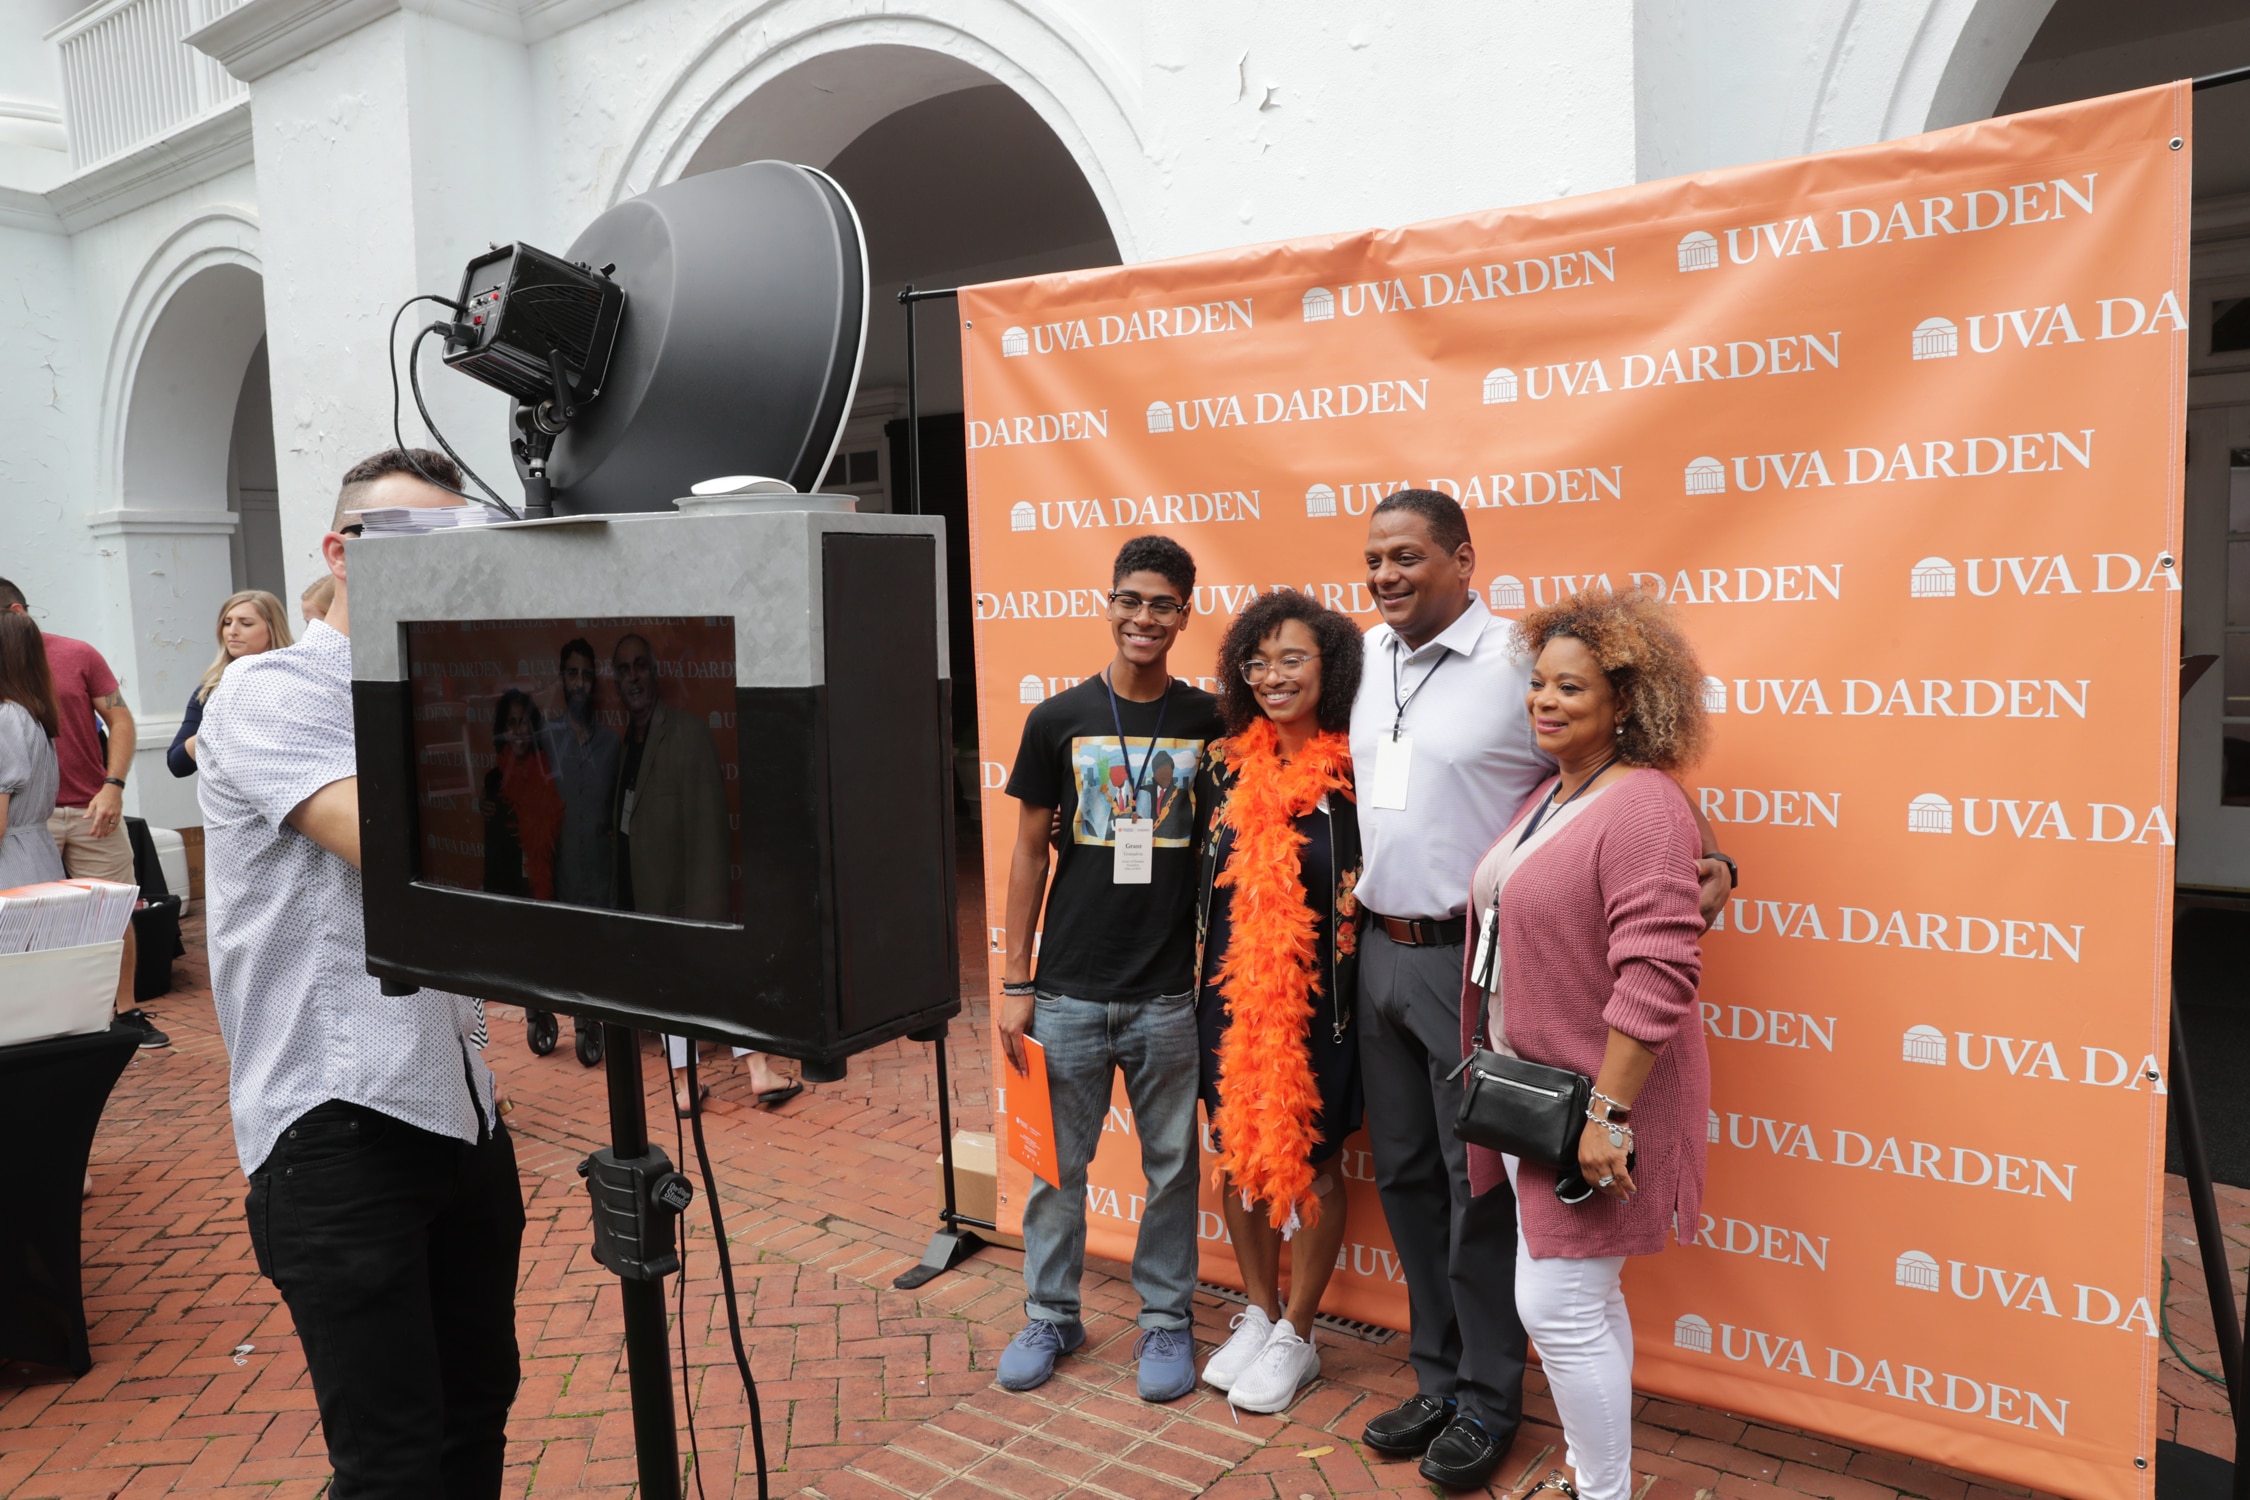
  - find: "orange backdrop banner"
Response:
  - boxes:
[959,85,2189,1500]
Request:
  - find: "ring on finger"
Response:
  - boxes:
[1598,1175,1615,1187]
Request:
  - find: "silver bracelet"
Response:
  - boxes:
[1590,1087,1632,1119]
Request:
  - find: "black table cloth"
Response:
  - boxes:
[0,1021,138,1373]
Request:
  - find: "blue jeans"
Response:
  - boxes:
[1021,989,1202,1332]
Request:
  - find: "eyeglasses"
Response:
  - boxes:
[338,524,365,538]
[1107,590,1185,621]
[1241,652,1320,683]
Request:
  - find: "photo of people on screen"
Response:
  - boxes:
[404,616,741,924]
[543,638,621,909]
[611,632,729,922]
[481,689,562,899]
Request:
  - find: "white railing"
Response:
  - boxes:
[50,0,248,172]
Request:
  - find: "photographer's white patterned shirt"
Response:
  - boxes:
[197,620,494,1175]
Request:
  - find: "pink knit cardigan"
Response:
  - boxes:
[1457,768,1709,1259]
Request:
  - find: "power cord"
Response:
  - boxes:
[2162,1258,2230,1385]
[670,1069,709,1500]
[384,295,520,521]
[685,1050,772,1500]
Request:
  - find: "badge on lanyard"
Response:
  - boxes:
[1471,904,1498,988]
[1369,733,1413,810]
[619,787,637,836]
[1112,819,1155,884]
[1101,669,1170,886]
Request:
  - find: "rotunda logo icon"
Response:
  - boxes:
[1700,676,1728,714]
[1145,400,1175,434]
[1009,501,1037,532]
[1490,575,1526,611]
[1901,1024,1948,1065]
[1305,484,1338,518]
[1018,674,1046,705]
[1707,1108,1721,1143]
[1909,557,1956,598]
[1674,1314,1714,1353]
[1482,367,1518,404]
[1677,232,1719,272]
[1684,457,1726,496]
[1895,1250,1941,1291]
[1907,793,1953,834]
[1302,287,1335,322]
[1911,317,1959,361]
[1001,326,1030,358]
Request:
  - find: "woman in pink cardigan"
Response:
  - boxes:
[1460,587,1711,1500]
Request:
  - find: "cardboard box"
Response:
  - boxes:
[933,1130,1023,1250]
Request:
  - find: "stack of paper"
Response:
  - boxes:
[347,503,510,536]
[0,879,137,953]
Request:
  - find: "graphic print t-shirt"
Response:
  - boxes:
[1006,675,1224,1004]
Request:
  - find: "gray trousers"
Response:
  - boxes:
[1358,926,1528,1432]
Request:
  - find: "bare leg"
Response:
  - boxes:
[114,925,137,1014]
[1219,1180,1285,1321]
[1281,1173,1349,1339]
[742,1051,793,1093]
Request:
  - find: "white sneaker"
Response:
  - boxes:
[1228,1321,1319,1414]
[1201,1305,1277,1391]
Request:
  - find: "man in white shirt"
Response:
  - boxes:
[1347,491,1730,1491]
[198,448,523,1499]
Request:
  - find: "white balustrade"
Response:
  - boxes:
[50,0,248,172]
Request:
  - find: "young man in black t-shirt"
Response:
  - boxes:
[996,535,1224,1402]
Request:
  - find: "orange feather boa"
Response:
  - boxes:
[1210,716,1353,1234]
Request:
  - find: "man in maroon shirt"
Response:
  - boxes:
[0,578,163,1046]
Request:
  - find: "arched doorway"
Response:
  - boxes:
[112,259,274,827]
[682,48,1122,810]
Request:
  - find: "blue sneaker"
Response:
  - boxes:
[997,1319,1084,1391]
[1135,1326,1195,1402]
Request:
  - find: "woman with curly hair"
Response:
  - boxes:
[1192,590,1365,1413]
[1462,585,1711,1500]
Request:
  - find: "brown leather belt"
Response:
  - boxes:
[1365,910,1468,947]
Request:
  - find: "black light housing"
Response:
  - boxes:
[442,242,625,408]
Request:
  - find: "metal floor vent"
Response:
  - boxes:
[1195,1281,1398,1345]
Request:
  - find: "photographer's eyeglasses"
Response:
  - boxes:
[1107,590,1185,621]
[1241,652,1321,683]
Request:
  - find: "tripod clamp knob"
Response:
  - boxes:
[581,1146,689,1281]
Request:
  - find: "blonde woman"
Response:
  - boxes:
[168,590,292,776]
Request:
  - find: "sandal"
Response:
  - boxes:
[755,1081,804,1109]
[675,1083,711,1118]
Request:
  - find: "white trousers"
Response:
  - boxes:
[666,1035,752,1068]
[1506,1158,1635,1500]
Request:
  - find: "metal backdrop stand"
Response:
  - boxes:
[890,283,996,1292]
[2165,649,2246,1500]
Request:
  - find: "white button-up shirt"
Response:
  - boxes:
[197,620,494,1176]
[1349,597,1553,921]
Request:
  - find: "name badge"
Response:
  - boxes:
[1113,819,1154,884]
[1369,733,1413,810]
[619,787,637,836]
[1471,906,1498,989]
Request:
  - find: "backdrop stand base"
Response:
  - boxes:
[894,1226,988,1290]
[2158,1440,2233,1500]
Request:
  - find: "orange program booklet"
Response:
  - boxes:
[1005,1036,1062,1188]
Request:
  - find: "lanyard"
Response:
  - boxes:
[1515,754,1621,849]
[1390,643,1445,739]
[1103,669,1171,815]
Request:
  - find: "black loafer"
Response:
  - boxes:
[1419,1414,1511,1491]
[1362,1393,1455,1456]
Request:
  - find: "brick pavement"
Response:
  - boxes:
[2,892,2238,1498]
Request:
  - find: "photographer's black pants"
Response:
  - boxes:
[246,1100,525,1500]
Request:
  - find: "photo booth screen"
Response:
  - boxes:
[404,617,743,925]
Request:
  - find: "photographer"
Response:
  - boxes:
[197,448,524,1499]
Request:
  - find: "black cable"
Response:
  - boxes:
[685,1051,771,1500]
[408,324,520,520]
[382,295,520,521]
[671,1069,708,1500]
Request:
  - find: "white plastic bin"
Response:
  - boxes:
[0,939,124,1048]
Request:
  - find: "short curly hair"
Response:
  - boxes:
[1214,590,1364,736]
[1517,586,1707,770]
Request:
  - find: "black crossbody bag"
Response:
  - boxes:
[1447,762,1618,1197]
